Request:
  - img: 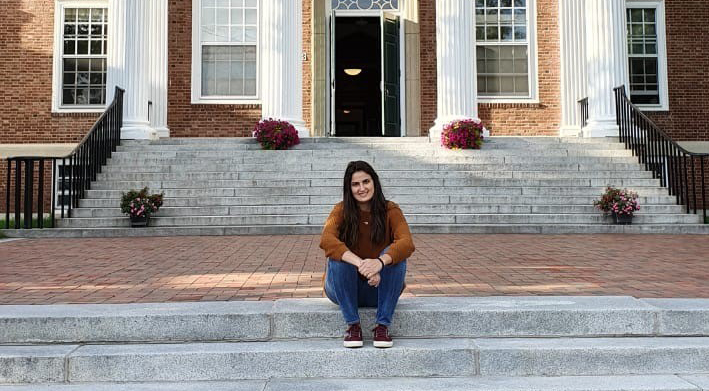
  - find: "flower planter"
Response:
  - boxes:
[612,212,633,225]
[129,214,150,227]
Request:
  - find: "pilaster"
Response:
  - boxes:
[559,0,587,137]
[149,0,169,137]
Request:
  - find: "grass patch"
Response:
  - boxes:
[0,216,55,229]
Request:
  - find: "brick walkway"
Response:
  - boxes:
[0,234,708,304]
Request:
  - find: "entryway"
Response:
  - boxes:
[329,12,401,137]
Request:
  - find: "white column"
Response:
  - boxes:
[118,0,157,140]
[261,0,309,138]
[583,0,629,138]
[559,0,587,137]
[149,0,169,137]
[429,0,483,144]
[106,0,125,105]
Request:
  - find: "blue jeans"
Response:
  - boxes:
[324,256,407,327]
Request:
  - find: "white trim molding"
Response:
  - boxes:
[191,0,262,105]
[475,0,539,103]
[626,0,669,112]
[52,1,109,114]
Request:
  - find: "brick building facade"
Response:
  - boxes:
[1,0,708,215]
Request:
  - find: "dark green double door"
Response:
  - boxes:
[330,12,401,137]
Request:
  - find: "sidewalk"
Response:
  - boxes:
[1,234,707,304]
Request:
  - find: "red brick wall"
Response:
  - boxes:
[645,1,709,141]
[418,0,561,136]
[0,0,99,144]
[166,0,261,137]
[418,0,437,136]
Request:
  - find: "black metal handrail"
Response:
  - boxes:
[614,85,708,221]
[4,86,124,229]
[578,97,589,129]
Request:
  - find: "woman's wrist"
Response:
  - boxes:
[377,257,385,269]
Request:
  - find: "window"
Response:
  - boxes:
[475,0,537,101]
[52,2,108,112]
[626,1,668,110]
[331,0,398,10]
[192,0,259,103]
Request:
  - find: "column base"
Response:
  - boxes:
[559,125,582,137]
[582,118,619,138]
[121,122,159,140]
[154,126,170,138]
[265,117,310,138]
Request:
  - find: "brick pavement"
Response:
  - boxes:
[0,234,707,304]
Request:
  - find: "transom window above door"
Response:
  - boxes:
[332,0,398,10]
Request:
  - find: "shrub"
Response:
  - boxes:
[253,119,300,150]
[593,186,640,216]
[441,118,485,149]
[120,187,164,218]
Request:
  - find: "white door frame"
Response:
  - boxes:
[325,6,405,137]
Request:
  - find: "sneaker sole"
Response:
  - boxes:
[373,340,393,348]
[344,340,364,348]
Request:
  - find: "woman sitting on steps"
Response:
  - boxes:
[320,160,415,348]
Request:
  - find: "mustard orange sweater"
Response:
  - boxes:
[319,201,415,264]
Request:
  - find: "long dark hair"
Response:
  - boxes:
[339,161,388,248]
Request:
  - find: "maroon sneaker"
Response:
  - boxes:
[372,324,393,348]
[343,323,363,348]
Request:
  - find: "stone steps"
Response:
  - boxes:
[56,213,702,228]
[107,149,636,159]
[2,375,709,391]
[100,162,647,173]
[82,185,675,197]
[1,297,709,385]
[5,136,704,238]
[95,170,656,181]
[3,297,704,343]
[68,204,686,218]
[77,194,680,208]
[106,155,644,165]
[88,178,663,190]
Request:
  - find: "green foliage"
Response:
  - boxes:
[0,215,55,229]
[120,187,164,217]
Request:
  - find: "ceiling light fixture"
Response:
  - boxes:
[343,110,351,114]
[344,68,362,76]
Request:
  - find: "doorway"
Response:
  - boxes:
[329,13,401,137]
[334,17,381,136]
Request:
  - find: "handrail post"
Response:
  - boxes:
[14,159,20,229]
[691,157,697,214]
[38,159,44,229]
[51,158,56,228]
[5,158,10,229]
